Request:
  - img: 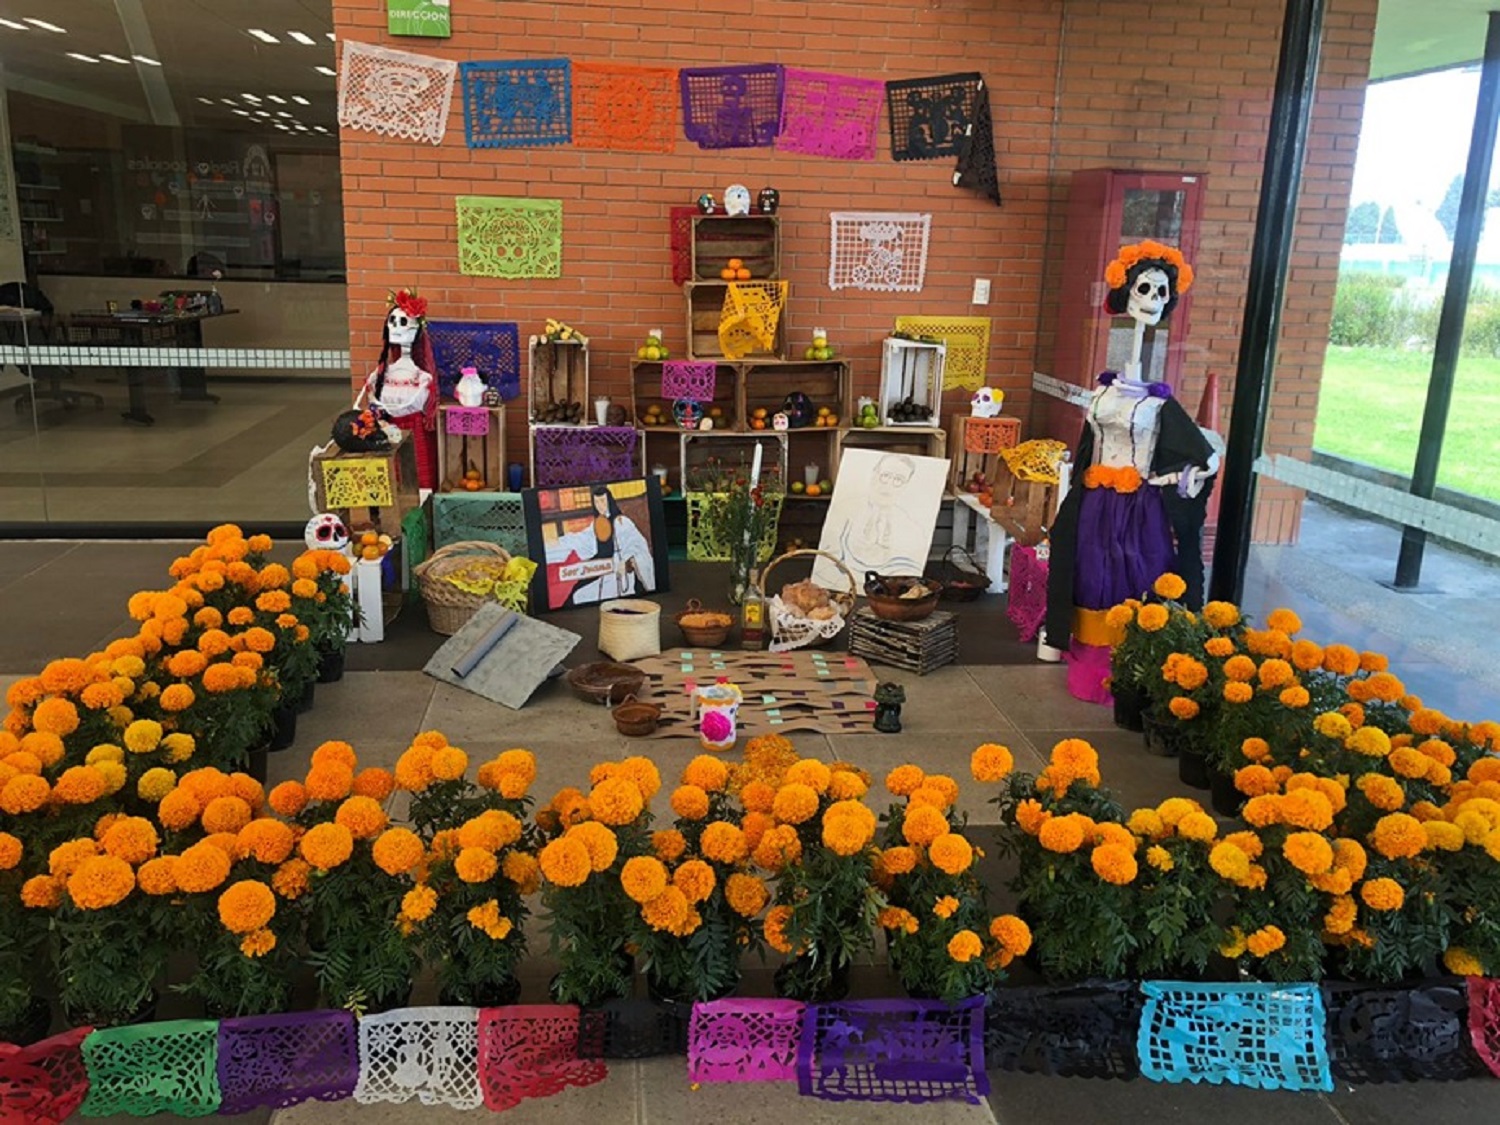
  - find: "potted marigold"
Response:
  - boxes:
[755,756,882,1002]
[291,548,354,683]
[626,754,765,1005]
[0,829,50,1044]
[1106,574,1213,739]
[392,730,527,837]
[537,755,660,1006]
[1122,799,1231,978]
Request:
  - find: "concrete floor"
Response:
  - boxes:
[0,517,1495,1123]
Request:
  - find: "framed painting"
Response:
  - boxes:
[523,477,670,611]
[813,447,949,588]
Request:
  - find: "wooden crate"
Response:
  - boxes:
[946,414,1022,497]
[684,281,787,361]
[690,214,780,281]
[311,435,421,538]
[848,607,958,675]
[740,359,850,429]
[680,431,788,493]
[834,426,948,486]
[630,359,739,431]
[436,404,506,493]
[879,337,945,426]
[527,336,589,423]
[989,460,1058,547]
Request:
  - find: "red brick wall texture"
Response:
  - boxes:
[332,0,1378,544]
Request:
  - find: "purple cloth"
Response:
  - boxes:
[215,1010,359,1114]
[1072,483,1173,610]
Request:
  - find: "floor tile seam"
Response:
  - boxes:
[0,540,81,595]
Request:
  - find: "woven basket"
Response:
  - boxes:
[675,598,734,647]
[598,598,662,662]
[413,541,512,636]
[757,548,857,651]
[937,545,989,602]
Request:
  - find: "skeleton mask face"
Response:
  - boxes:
[386,308,420,347]
[305,513,350,552]
[1126,267,1171,327]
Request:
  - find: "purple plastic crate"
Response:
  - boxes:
[797,997,988,1104]
[533,426,639,488]
[216,1009,359,1114]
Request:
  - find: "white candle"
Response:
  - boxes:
[749,442,762,489]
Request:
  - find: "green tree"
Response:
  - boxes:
[1345,201,1378,244]
[1378,206,1402,244]
[1436,175,1463,239]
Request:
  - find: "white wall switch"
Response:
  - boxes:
[971,278,991,305]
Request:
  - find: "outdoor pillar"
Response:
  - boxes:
[1393,11,1500,588]
[1209,0,1326,604]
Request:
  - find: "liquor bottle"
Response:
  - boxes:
[740,568,765,650]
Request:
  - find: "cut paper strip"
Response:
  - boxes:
[689,998,804,1083]
[216,1009,359,1114]
[443,406,491,436]
[573,61,679,152]
[80,1019,222,1118]
[432,491,529,554]
[984,981,1143,1079]
[829,212,930,293]
[661,360,718,402]
[456,197,563,279]
[885,72,983,162]
[680,64,783,149]
[338,39,458,145]
[461,59,572,148]
[320,456,394,508]
[776,69,884,160]
[1138,982,1332,1092]
[531,425,639,488]
[670,205,698,286]
[894,315,991,390]
[797,997,988,1104]
[0,1026,91,1125]
[1323,980,1483,1083]
[1469,976,1500,1077]
[953,79,1000,205]
[477,1005,607,1112]
[426,320,523,401]
[353,1006,482,1109]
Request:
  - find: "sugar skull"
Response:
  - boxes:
[758,186,779,214]
[305,513,350,552]
[970,387,1005,418]
[1125,266,1172,327]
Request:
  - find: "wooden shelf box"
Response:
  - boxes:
[680,431,788,493]
[835,425,948,486]
[689,214,780,281]
[436,404,506,493]
[311,434,421,538]
[740,359,850,428]
[527,336,589,423]
[684,281,787,361]
[630,359,739,430]
[946,414,1022,497]
[879,337,946,426]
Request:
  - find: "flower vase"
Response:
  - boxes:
[696,681,742,752]
[727,550,752,606]
[1210,767,1244,818]
[317,646,346,683]
[1111,681,1147,732]
[1177,744,1210,790]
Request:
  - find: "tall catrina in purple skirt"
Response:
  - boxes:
[1044,241,1219,705]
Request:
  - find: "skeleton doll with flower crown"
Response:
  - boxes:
[1044,241,1219,705]
[357,289,439,491]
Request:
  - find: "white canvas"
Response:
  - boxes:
[813,447,949,589]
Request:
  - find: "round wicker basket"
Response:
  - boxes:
[413,541,513,636]
[598,598,662,662]
[674,598,734,647]
[756,548,858,650]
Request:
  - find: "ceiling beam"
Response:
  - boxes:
[114,0,179,126]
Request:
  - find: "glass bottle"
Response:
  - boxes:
[740,568,765,650]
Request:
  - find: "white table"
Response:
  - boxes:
[948,491,1011,594]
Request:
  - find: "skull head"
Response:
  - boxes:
[1126,267,1172,327]
[970,387,1005,418]
[386,307,419,347]
[305,513,350,553]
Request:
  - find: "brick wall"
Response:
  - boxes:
[332,0,1377,544]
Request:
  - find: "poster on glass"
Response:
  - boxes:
[524,478,670,611]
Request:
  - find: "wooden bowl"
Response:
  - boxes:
[612,694,663,737]
[863,573,943,622]
[674,598,734,647]
[566,662,647,705]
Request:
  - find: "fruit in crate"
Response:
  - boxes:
[966,470,988,494]
[859,401,880,429]
[358,531,394,561]
[643,402,668,426]
[539,400,584,423]
[542,318,587,344]
[463,467,486,492]
[790,480,805,494]
[720,257,750,281]
[889,396,933,424]
[637,329,669,361]
[803,329,835,362]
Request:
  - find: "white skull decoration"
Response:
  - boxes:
[1126,267,1172,327]
[305,513,350,552]
[386,306,420,346]
[970,387,1005,418]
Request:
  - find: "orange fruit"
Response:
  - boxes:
[464,468,482,481]
[751,419,766,430]
[727,258,743,269]
[752,407,768,419]
[720,268,736,280]
[805,484,822,497]
[360,532,379,546]
[361,545,381,560]
[735,267,751,280]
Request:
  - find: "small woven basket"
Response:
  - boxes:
[937,545,989,602]
[674,598,734,647]
[598,598,662,662]
[757,548,857,651]
[413,541,513,636]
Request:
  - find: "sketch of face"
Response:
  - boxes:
[873,455,914,505]
[1126,267,1171,327]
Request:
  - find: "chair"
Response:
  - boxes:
[0,282,104,413]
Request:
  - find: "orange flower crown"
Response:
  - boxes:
[1103,241,1194,295]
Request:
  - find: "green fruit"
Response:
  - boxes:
[804,346,817,360]
[861,415,879,429]
[819,480,832,492]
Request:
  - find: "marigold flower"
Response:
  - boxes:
[49,838,99,878]
[1279,686,1310,709]
[20,732,64,768]
[885,764,926,796]
[590,777,645,826]
[305,762,354,803]
[397,884,436,923]
[1137,604,1169,632]
[133,856,176,896]
[66,855,135,910]
[784,758,832,794]
[53,765,107,806]
[1265,607,1301,634]
[267,780,308,817]
[331,795,385,840]
[21,874,62,909]
[1209,841,1252,883]
[615,756,662,801]
[671,784,710,821]
[765,782,815,825]
[101,817,159,864]
[31,697,80,736]
[1371,813,1426,860]
[947,930,983,963]
[822,812,873,857]
[455,847,499,883]
[1359,876,1405,912]
[1444,948,1486,976]
[218,880,276,934]
[200,795,251,835]
[673,858,716,903]
[740,779,776,813]
[566,821,618,872]
[1220,682,1252,704]
[683,754,730,793]
[540,837,592,887]
[1126,808,1165,839]
[502,851,540,895]
[1172,812,1216,843]
[1091,843,1138,884]
[299,822,354,871]
[1246,925,1286,957]
[237,929,275,958]
[928,895,958,919]
[879,906,920,934]
[970,742,1015,783]
[1423,820,1464,852]
[0,831,19,872]
[827,770,868,801]
[644,885,692,934]
[1104,604,1134,630]
[1,773,49,815]
[903,804,949,847]
[752,824,802,872]
[701,820,749,864]
[1283,831,1334,876]
[1168,696,1200,721]
[271,858,311,900]
[1038,816,1085,854]
[1152,573,1187,600]
[232,818,292,866]
[1281,788,1335,831]
[652,829,687,863]
[725,872,769,918]
[621,855,669,904]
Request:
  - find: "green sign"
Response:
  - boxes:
[387,0,451,38]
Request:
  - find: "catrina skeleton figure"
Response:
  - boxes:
[358,288,439,490]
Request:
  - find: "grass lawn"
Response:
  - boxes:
[1313,346,1500,504]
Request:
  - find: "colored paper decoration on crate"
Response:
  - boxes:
[886,72,983,162]
[797,997,988,1104]
[680,64,783,149]
[215,1009,360,1114]
[353,1006,482,1109]
[953,79,1001,204]
[1323,981,1483,1083]
[661,360,717,402]
[1006,543,1048,643]
[0,1026,91,1125]
[964,415,1020,455]
[1468,976,1500,1076]
[1138,982,1333,1092]
[893,315,991,390]
[580,999,690,1059]
[461,59,572,148]
[984,981,1143,1080]
[79,1019,222,1118]
[321,457,395,509]
[477,1005,607,1112]
[685,491,784,563]
[670,205,699,286]
[572,61,679,152]
[718,281,788,360]
[427,319,523,401]
[828,212,930,292]
[432,491,529,553]
[532,426,640,488]
[456,197,563,279]
[337,40,458,145]
[689,998,804,1083]
[776,68,884,160]
[444,406,492,436]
